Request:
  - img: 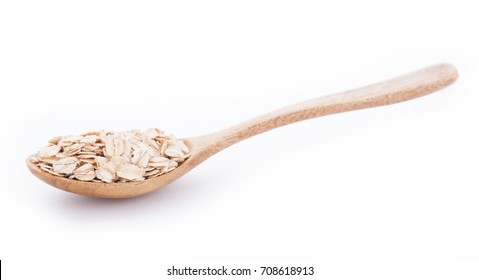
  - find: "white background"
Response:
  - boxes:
[1,0,478,279]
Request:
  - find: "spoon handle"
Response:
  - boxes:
[192,63,458,155]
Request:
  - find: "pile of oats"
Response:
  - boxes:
[30,129,190,182]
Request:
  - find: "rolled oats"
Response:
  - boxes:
[30,129,190,183]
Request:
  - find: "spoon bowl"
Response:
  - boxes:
[26,139,204,198]
[27,63,458,198]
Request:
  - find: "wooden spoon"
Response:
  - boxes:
[27,63,458,198]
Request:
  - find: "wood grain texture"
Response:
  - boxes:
[26,63,458,198]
